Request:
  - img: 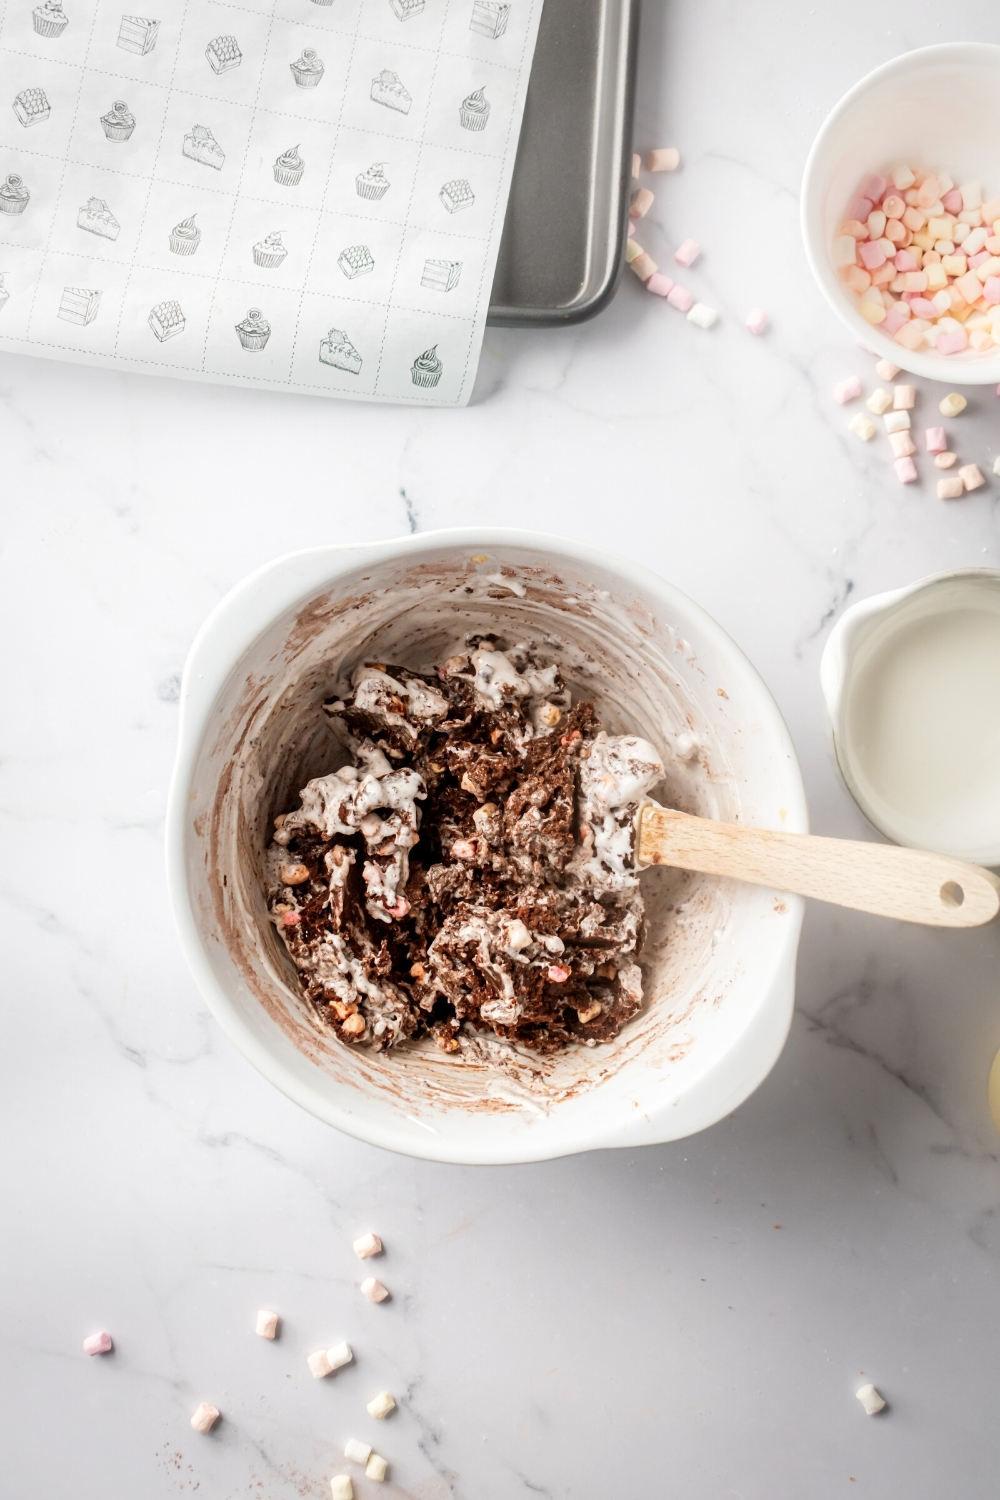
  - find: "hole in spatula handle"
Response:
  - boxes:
[940,880,965,908]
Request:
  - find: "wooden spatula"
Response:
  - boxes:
[636,804,1000,928]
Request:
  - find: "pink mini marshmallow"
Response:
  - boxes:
[959,463,986,491]
[893,384,915,409]
[646,271,674,296]
[354,1232,383,1259]
[361,1277,390,1303]
[628,218,637,235]
[666,284,692,312]
[894,456,918,483]
[908,297,937,319]
[834,375,862,404]
[646,147,680,172]
[937,475,964,498]
[858,239,887,270]
[745,306,768,334]
[968,250,991,269]
[889,430,916,457]
[901,270,927,291]
[849,196,874,223]
[935,451,957,468]
[942,187,963,213]
[894,320,926,350]
[937,329,969,355]
[956,270,984,303]
[631,186,654,218]
[894,250,918,271]
[862,173,887,203]
[982,276,1000,304]
[924,426,947,453]
[83,1331,113,1356]
[631,152,640,180]
[882,306,909,335]
[674,238,700,267]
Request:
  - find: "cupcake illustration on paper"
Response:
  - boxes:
[169,214,200,254]
[236,307,271,350]
[101,100,135,140]
[33,0,68,36]
[253,230,286,268]
[0,174,30,214]
[290,48,323,86]
[460,86,489,130]
[273,145,303,185]
[356,162,389,201]
[411,345,442,387]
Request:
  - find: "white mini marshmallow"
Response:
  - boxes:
[856,1384,886,1416]
[366,1453,389,1482]
[960,181,983,210]
[353,1232,383,1260]
[330,1478,353,1500]
[361,1278,389,1303]
[367,1390,396,1420]
[891,163,915,190]
[883,409,911,432]
[892,384,915,409]
[191,1402,220,1433]
[959,463,985,491]
[875,358,900,379]
[687,302,717,328]
[328,1341,354,1370]
[256,1310,279,1339]
[344,1439,372,1465]
[834,374,862,404]
[848,412,876,441]
[833,235,857,267]
[938,475,964,499]
[993,455,1000,476]
[308,1349,334,1378]
[866,388,892,414]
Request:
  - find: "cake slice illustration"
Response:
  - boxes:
[470,0,509,37]
[371,69,411,113]
[58,286,101,325]
[235,307,270,350]
[0,274,9,314]
[117,15,159,53]
[78,196,120,239]
[273,145,303,184]
[33,0,69,37]
[184,124,224,169]
[290,48,323,86]
[206,35,241,73]
[390,0,424,17]
[0,174,30,214]
[169,214,200,254]
[411,344,442,387]
[101,100,135,139]
[13,87,50,127]
[460,85,489,130]
[439,178,474,213]
[338,244,374,279]
[149,299,185,340]
[356,162,389,200]
[421,258,461,292]
[319,327,361,373]
[253,230,287,268]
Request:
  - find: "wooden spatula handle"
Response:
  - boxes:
[637,805,1000,928]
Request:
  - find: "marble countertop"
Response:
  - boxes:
[4,2,1000,1496]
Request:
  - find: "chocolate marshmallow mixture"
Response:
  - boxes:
[266,640,664,1055]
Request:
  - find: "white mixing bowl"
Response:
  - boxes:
[165,531,807,1164]
[801,42,1000,385]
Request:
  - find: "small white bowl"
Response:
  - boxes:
[801,42,1000,385]
[165,530,807,1164]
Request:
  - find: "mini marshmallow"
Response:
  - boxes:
[629,252,657,281]
[961,181,983,210]
[894,456,918,483]
[746,306,767,334]
[328,1341,354,1371]
[330,1478,353,1500]
[924,426,947,452]
[891,163,915,190]
[191,1402,220,1433]
[875,358,900,379]
[866,387,892,413]
[647,147,679,171]
[884,410,911,432]
[309,1349,335,1378]
[367,1390,396,1420]
[354,1232,383,1260]
[631,186,654,218]
[674,238,700,267]
[959,463,985,490]
[361,1277,389,1303]
[256,1310,279,1339]
[834,375,863,404]
[687,302,717,328]
[994,455,1000,475]
[889,431,915,457]
[937,475,964,498]
[833,235,858,267]
[624,238,642,263]
[849,412,877,441]
[666,284,693,312]
[366,1454,389,1482]
[935,452,957,467]
[939,392,968,416]
[83,1331,113,1356]
[344,1439,372,1465]
[892,384,915,409]
[646,272,674,297]
[631,153,640,180]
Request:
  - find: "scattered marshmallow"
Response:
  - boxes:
[367,1390,396,1420]
[631,153,640,180]
[746,307,768,334]
[191,1402,220,1433]
[674,238,700,267]
[83,1331,113,1356]
[666,284,693,312]
[629,252,657,281]
[924,425,947,452]
[834,374,863,404]
[938,475,964,498]
[647,147,679,172]
[687,302,717,329]
[354,1232,383,1260]
[624,238,642,263]
[883,409,911,432]
[894,456,918,483]
[366,1454,389,1482]
[889,430,915,457]
[993,455,1000,475]
[849,412,877,441]
[856,1384,886,1416]
[875,358,900,379]
[344,1439,372,1465]
[939,392,967,416]
[935,451,958,468]
[309,1349,335,1378]
[959,462,985,490]
[331,1478,353,1500]
[892,384,915,409]
[361,1277,389,1303]
[646,271,674,297]
[256,1310,279,1339]
[328,1341,354,1370]
[631,187,654,218]
[866,387,892,414]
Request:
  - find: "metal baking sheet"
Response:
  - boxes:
[487,0,639,327]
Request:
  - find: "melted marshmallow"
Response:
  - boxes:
[577,731,664,887]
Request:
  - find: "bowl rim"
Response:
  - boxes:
[165,527,809,1162]
[801,41,1000,385]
